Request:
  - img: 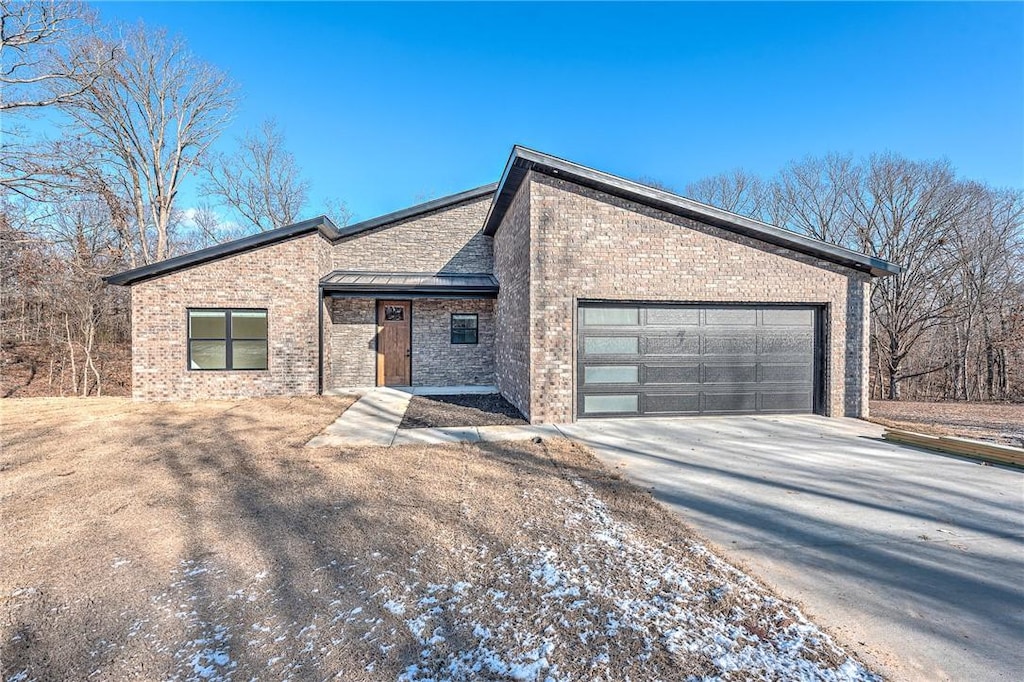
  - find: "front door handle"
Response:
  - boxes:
[405,349,411,357]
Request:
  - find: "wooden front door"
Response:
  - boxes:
[377,300,411,386]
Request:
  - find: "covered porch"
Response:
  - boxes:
[319,271,499,393]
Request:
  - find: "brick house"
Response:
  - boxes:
[107,147,898,422]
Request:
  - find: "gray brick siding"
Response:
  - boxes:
[333,196,493,273]
[522,173,871,423]
[412,299,495,387]
[127,177,872,418]
[326,297,496,389]
[327,297,377,388]
[130,233,331,400]
[492,180,532,418]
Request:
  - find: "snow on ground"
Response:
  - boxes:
[5,475,877,681]
[374,479,879,682]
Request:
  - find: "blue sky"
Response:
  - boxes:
[95,1,1024,223]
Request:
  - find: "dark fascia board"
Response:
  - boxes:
[332,183,498,242]
[104,216,341,286]
[482,146,901,278]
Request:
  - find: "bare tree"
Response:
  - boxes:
[942,185,1024,399]
[634,176,676,193]
[769,153,858,246]
[684,169,766,219]
[202,119,310,232]
[852,154,970,400]
[319,195,353,228]
[0,1,114,199]
[61,23,237,263]
[0,0,109,110]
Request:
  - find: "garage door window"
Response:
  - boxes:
[583,394,639,414]
[583,365,639,384]
[584,336,639,355]
[583,307,639,326]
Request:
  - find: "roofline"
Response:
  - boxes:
[105,184,498,286]
[104,216,340,286]
[482,146,900,277]
[332,183,497,242]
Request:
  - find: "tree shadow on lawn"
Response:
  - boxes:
[2,399,630,680]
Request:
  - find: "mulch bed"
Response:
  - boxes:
[399,393,528,429]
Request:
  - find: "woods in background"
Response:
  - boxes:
[1,1,342,396]
[684,155,1024,401]
[2,1,1021,402]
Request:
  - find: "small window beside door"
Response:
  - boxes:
[451,313,478,344]
[188,309,268,370]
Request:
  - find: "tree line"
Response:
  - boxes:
[678,155,1023,401]
[3,1,1021,402]
[1,1,342,396]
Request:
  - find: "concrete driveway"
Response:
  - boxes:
[558,415,1024,682]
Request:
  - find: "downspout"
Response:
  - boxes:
[317,283,324,395]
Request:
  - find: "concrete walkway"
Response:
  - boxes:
[558,415,1024,682]
[306,389,560,447]
[306,387,412,447]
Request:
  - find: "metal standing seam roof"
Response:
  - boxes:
[320,271,499,297]
[482,146,901,278]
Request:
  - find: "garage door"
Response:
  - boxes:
[577,303,821,418]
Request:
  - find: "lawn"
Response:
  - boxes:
[869,400,1024,448]
[1,397,876,681]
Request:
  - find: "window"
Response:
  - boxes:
[582,307,639,326]
[451,313,478,344]
[188,309,268,370]
[584,336,639,355]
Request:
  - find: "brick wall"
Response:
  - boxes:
[333,196,493,273]
[324,195,498,390]
[325,297,497,389]
[326,297,377,388]
[130,233,331,400]
[525,173,871,423]
[412,299,495,386]
[492,181,533,418]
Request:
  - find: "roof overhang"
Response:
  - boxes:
[320,271,498,299]
[482,146,900,278]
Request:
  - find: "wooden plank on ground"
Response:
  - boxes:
[883,429,1024,468]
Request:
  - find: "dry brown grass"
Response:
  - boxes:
[1,396,874,681]
[870,400,1024,447]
